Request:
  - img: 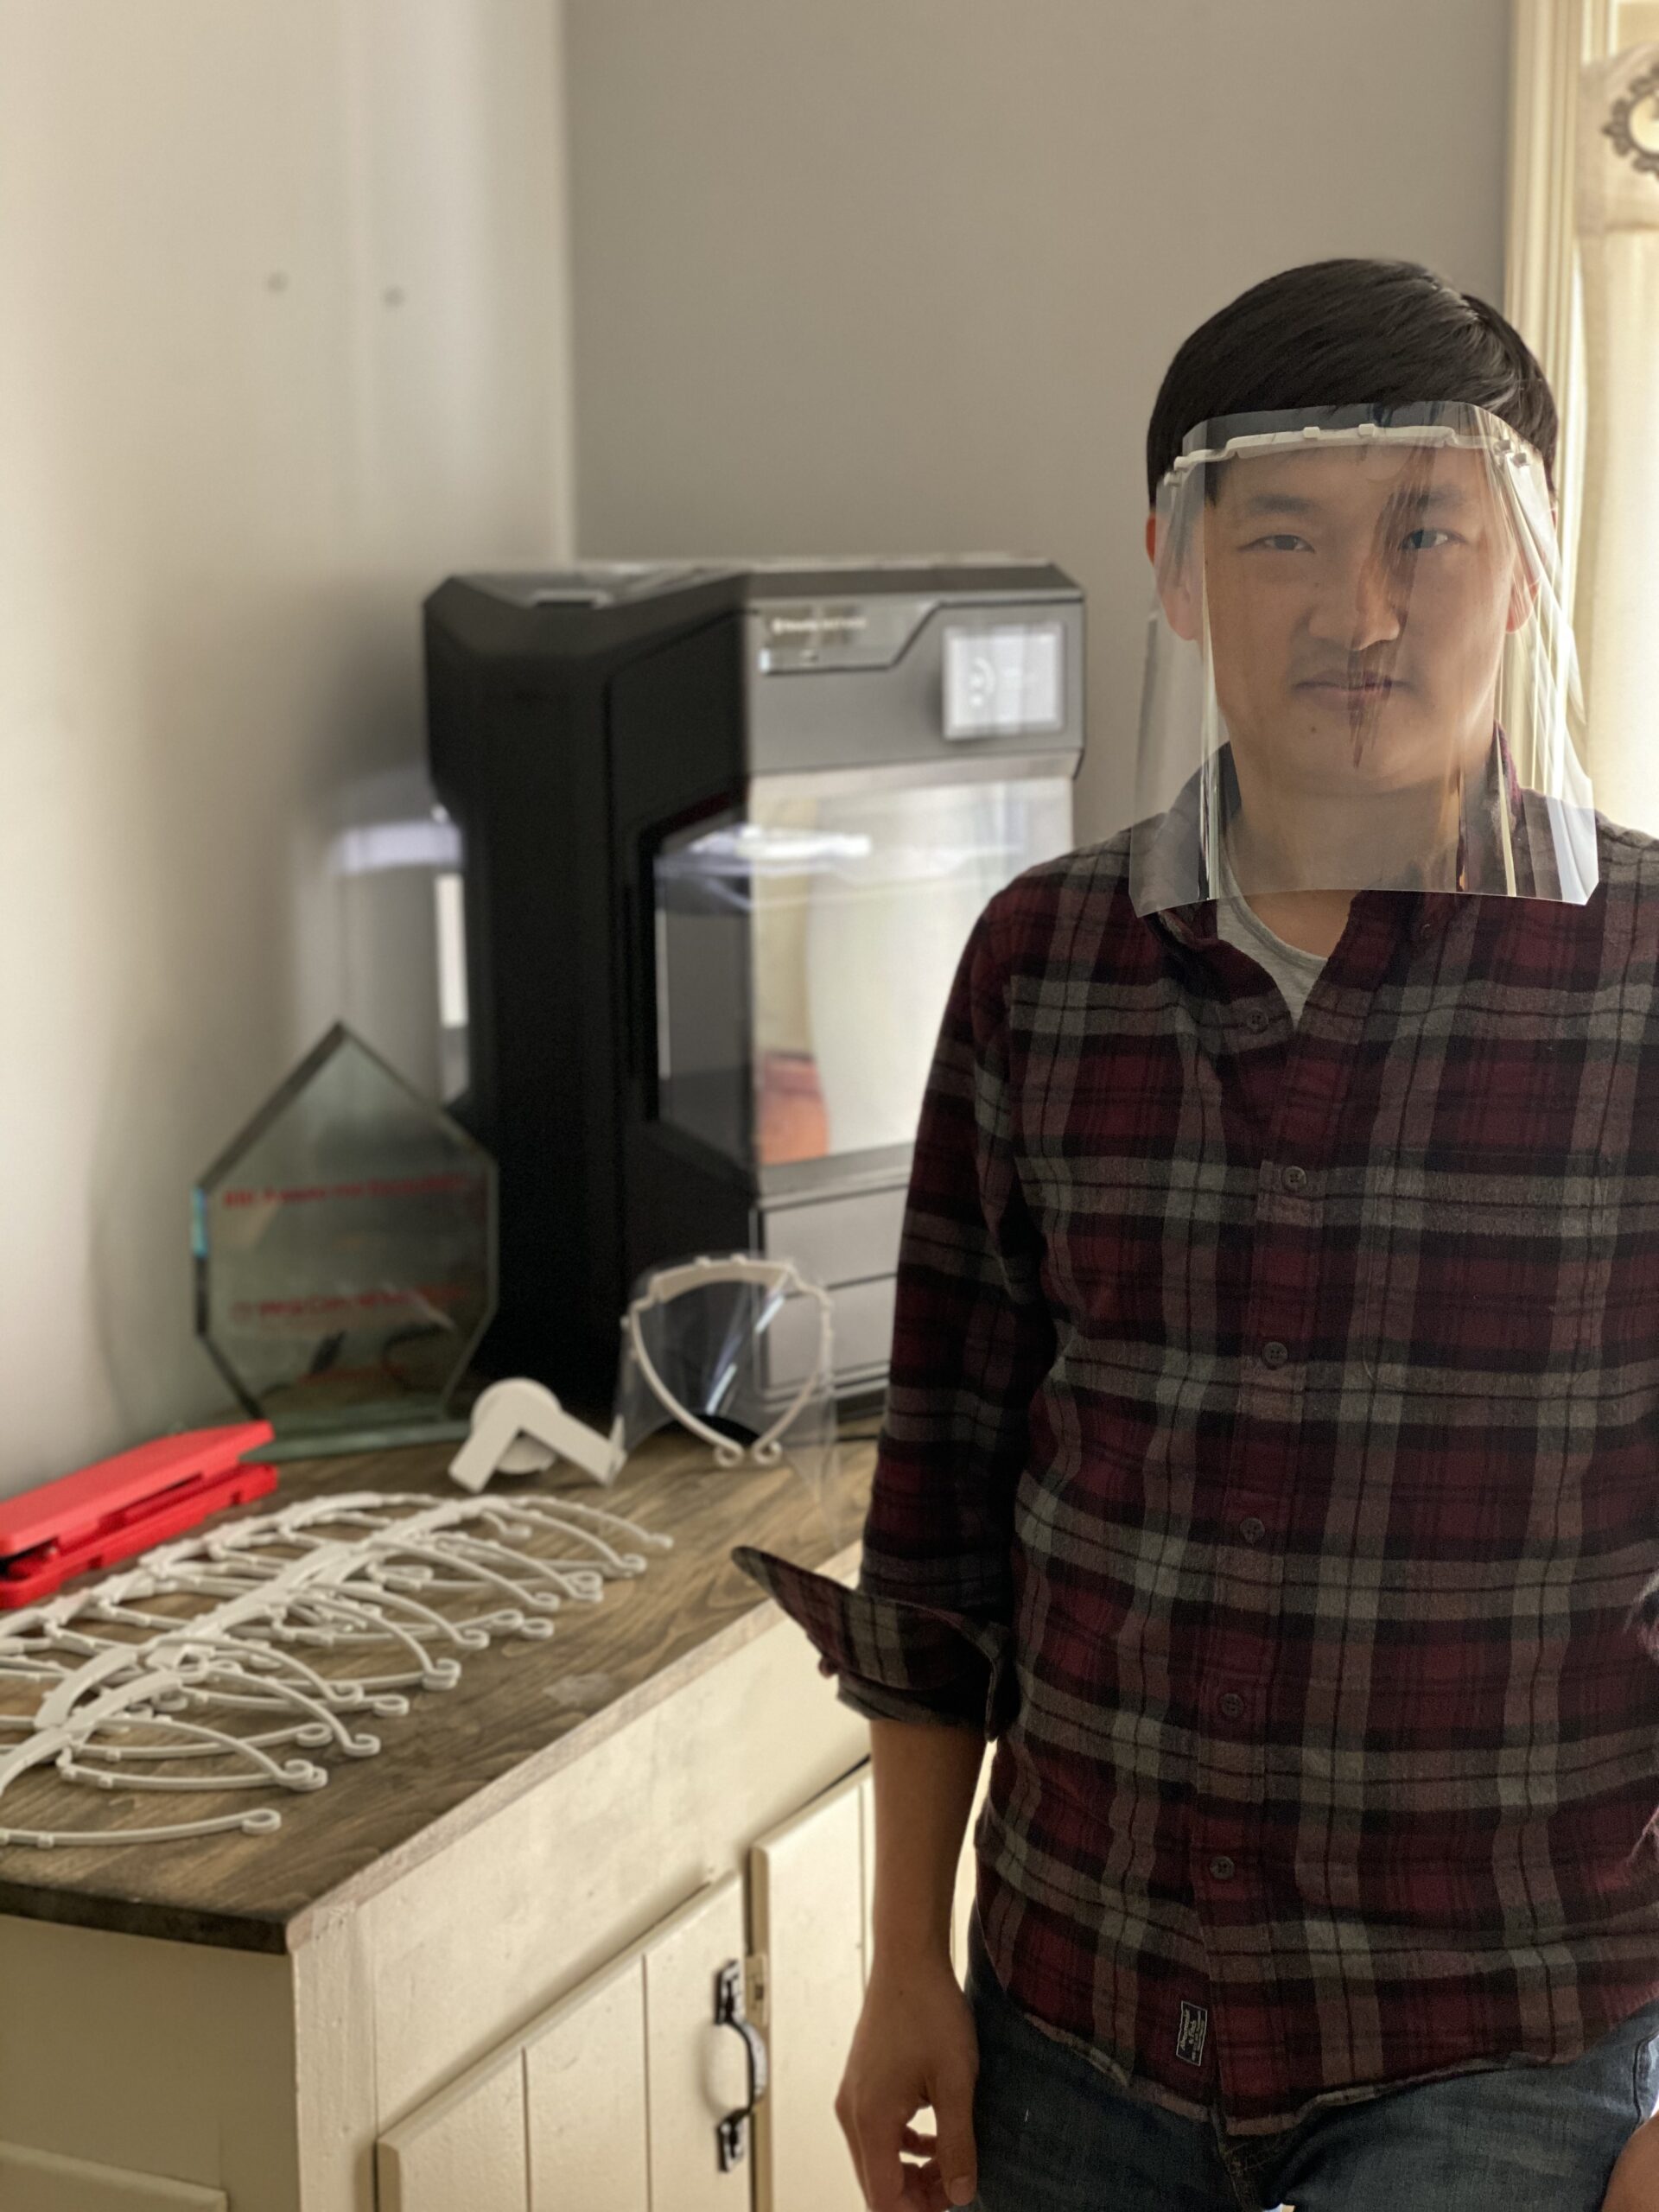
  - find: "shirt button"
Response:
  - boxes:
[1281,1164,1307,1193]
[1246,1007,1269,1032]
[1217,1692,1245,1720]
[1261,1339,1289,1369]
[1239,1516,1267,1545]
[1209,1855,1236,1881]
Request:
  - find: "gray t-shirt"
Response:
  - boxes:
[1214,846,1327,1023]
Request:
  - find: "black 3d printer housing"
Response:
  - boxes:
[425,560,1084,1413]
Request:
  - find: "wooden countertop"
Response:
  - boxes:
[0,1422,875,1955]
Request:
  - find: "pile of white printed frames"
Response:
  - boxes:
[0,1490,671,1850]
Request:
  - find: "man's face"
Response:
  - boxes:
[1195,441,1525,799]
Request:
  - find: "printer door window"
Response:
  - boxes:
[652,774,1072,1169]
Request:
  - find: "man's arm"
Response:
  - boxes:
[836,1718,986,2212]
[735,898,1052,2206]
[868,1714,983,1968]
[1600,2109,1659,2210]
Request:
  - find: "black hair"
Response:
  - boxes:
[1145,259,1557,504]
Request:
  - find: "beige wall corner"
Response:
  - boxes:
[0,0,575,1494]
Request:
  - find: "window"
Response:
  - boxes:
[1508,0,1659,826]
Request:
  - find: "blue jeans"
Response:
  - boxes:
[965,1929,1659,2212]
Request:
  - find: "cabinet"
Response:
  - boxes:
[380,1755,989,2212]
[751,1770,869,2212]
[0,1429,994,2211]
[379,1771,883,2212]
[379,1878,751,2212]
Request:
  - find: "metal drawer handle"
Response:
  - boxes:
[713,1959,768,2171]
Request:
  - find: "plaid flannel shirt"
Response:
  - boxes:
[735,813,1659,2138]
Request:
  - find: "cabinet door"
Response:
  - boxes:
[0,2142,226,2211]
[524,1955,650,2212]
[379,1877,755,2212]
[750,1767,868,2212]
[378,2048,529,2212]
[640,1878,753,2212]
[761,1750,987,2212]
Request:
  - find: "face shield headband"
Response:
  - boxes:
[609,1254,845,1542]
[1128,402,1597,916]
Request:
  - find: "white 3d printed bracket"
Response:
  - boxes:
[447,1379,623,1494]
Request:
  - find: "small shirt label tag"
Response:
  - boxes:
[1175,1999,1209,2067]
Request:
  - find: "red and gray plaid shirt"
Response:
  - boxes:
[736,814,1659,2139]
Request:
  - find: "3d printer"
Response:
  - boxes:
[424,560,1083,1407]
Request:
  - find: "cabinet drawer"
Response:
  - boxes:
[764,1277,894,1392]
[757,1186,906,1288]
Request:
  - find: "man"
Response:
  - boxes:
[735,259,1659,2212]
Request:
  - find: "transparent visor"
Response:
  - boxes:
[611,1255,844,1541]
[1128,403,1597,913]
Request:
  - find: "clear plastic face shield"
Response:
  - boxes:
[610,1255,845,1541]
[1129,403,1598,913]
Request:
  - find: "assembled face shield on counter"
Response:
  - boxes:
[1128,402,1598,914]
[611,1254,845,1541]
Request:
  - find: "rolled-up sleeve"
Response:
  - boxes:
[733,892,1055,1738]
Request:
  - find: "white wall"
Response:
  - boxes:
[0,1,574,1493]
[562,0,1512,844]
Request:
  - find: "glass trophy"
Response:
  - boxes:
[193,1023,497,1458]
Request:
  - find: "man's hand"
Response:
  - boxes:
[836,1951,980,2211]
[1600,2112,1659,2210]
